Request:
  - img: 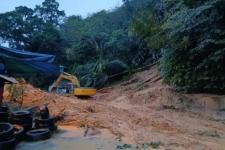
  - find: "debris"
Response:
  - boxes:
[116,144,132,149]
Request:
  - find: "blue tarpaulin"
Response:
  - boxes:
[0,45,60,75]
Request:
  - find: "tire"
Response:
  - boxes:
[11,111,33,131]
[35,123,57,131]
[12,111,31,119]
[0,112,9,123]
[0,106,10,123]
[21,124,33,131]
[0,106,9,112]
[26,129,51,141]
[14,124,25,141]
[0,123,14,142]
[35,117,54,124]
[11,117,32,125]
[0,138,16,150]
[11,118,33,131]
[35,117,56,131]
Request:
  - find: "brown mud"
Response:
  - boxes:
[5,65,225,150]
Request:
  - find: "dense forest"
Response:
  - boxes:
[0,0,224,93]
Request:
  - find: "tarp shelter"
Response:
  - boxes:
[0,45,60,75]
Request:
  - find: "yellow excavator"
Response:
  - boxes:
[48,72,97,97]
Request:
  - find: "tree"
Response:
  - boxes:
[34,0,65,26]
[160,0,225,93]
[29,23,62,51]
[60,15,84,46]
[0,0,64,51]
[0,6,39,49]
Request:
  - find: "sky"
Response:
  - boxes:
[0,0,123,17]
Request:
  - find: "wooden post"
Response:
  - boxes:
[0,82,4,106]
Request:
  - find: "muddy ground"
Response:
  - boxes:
[4,65,225,150]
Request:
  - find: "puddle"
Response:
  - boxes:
[16,126,122,150]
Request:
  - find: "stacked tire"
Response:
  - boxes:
[13,124,25,141]
[11,111,33,131]
[0,106,57,148]
[0,106,10,123]
[35,106,57,131]
[35,117,57,131]
[0,123,16,150]
[26,128,51,141]
[26,114,55,142]
[11,110,56,142]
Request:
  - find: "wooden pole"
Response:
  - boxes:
[0,83,4,106]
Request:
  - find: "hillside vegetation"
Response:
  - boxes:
[0,0,224,93]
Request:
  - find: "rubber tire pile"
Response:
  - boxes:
[0,105,57,150]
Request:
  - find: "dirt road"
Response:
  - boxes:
[5,65,225,149]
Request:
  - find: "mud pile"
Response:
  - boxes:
[4,65,225,150]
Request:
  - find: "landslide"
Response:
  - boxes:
[4,65,225,150]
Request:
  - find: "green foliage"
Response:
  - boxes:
[34,0,65,26]
[0,6,37,48]
[160,0,225,93]
[0,0,65,88]
[60,15,84,45]
[0,0,64,51]
[60,2,154,84]
[29,23,62,51]
[130,0,225,93]
[131,11,165,50]
[27,73,57,89]
[183,0,202,7]
[2,0,224,94]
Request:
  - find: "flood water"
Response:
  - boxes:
[16,126,122,150]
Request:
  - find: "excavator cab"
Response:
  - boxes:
[49,72,80,93]
[56,82,74,94]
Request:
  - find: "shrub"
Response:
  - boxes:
[160,0,225,93]
[183,0,202,7]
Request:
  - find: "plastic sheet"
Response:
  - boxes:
[0,46,59,75]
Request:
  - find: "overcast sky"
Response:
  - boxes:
[0,0,123,17]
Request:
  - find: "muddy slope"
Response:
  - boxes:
[5,65,225,150]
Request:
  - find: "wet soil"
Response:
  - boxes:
[5,65,225,150]
[17,126,120,150]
